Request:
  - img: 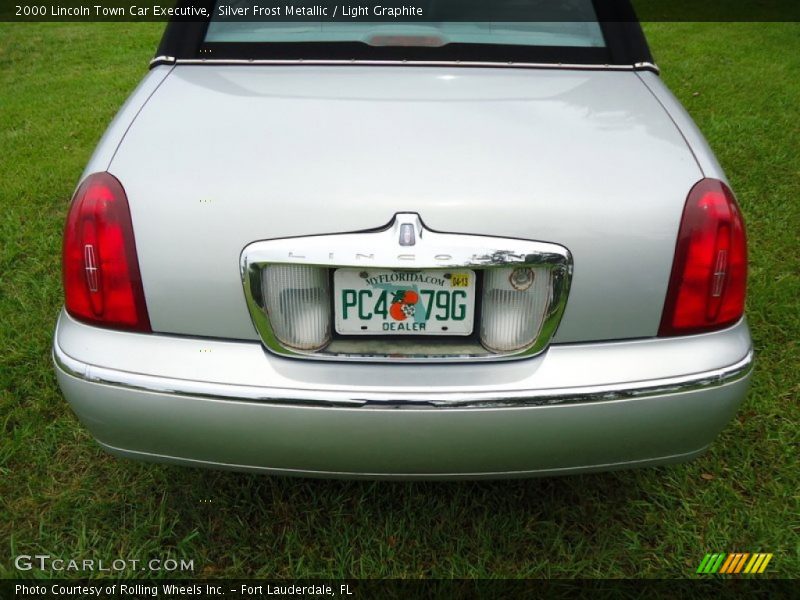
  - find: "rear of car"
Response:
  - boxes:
[53,0,753,478]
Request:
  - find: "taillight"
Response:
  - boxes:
[659,178,747,336]
[63,172,151,332]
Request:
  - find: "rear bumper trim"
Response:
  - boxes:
[53,341,753,409]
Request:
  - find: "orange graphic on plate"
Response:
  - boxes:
[389,290,419,321]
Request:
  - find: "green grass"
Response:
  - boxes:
[1,22,798,579]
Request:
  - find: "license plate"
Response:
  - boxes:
[334,268,476,336]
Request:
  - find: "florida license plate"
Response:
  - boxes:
[334,268,476,336]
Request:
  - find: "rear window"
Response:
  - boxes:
[199,0,612,64]
[206,20,606,49]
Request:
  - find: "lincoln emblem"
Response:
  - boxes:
[399,223,416,246]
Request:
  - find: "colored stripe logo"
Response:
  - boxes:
[697,553,773,574]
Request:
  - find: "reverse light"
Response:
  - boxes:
[261,265,331,351]
[659,178,747,336]
[63,172,151,331]
[480,267,551,352]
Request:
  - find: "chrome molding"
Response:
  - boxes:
[150,55,176,67]
[150,57,660,74]
[54,343,754,410]
[240,213,573,362]
[634,61,661,75]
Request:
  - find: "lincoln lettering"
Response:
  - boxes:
[287,252,455,262]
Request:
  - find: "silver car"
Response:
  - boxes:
[53,1,753,479]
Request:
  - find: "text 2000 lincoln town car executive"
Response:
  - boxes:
[53,1,753,479]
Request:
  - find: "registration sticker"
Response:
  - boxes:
[450,273,470,288]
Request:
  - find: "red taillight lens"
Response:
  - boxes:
[659,178,747,336]
[63,172,151,332]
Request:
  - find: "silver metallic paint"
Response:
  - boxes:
[98,441,707,480]
[55,353,750,478]
[81,66,173,178]
[104,66,704,342]
[55,310,752,405]
[56,63,752,477]
[54,334,752,408]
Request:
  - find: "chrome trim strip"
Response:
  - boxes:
[240,213,573,362]
[151,57,659,73]
[150,55,176,67]
[54,343,753,410]
[634,61,661,75]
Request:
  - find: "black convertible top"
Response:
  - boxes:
[153,0,654,69]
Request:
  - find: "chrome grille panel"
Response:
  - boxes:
[241,213,572,362]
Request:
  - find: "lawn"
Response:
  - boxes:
[0,22,798,579]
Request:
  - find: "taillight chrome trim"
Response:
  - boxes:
[83,244,99,292]
[241,213,572,363]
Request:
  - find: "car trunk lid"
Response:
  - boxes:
[108,65,702,343]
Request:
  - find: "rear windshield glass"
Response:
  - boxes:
[201,0,609,62]
[206,21,606,49]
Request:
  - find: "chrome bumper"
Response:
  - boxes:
[53,310,753,479]
[54,341,752,410]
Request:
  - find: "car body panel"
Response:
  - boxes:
[55,310,751,399]
[81,65,173,178]
[105,66,704,343]
[54,311,752,478]
[636,71,728,180]
[57,374,748,479]
[56,13,753,477]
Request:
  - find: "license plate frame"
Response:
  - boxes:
[333,268,476,336]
